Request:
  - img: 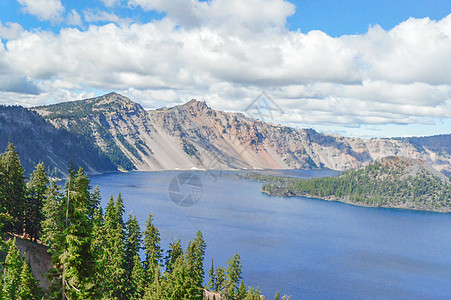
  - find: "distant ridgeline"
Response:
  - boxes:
[0,105,116,177]
[246,157,451,213]
[1,92,451,176]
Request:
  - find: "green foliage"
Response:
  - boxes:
[165,239,183,274]
[143,214,163,273]
[215,267,226,293]
[208,258,215,291]
[2,238,22,300]
[185,230,206,296]
[25,162,49,241]
[18,259,42,300]
[130,254,146,300]
[224,252,243,300]
[257,158,451,212]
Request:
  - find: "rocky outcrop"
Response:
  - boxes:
[33,93,451,176]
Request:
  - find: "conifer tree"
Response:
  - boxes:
[185,230,206,294]
[274,291,281,300]
[17,259,41,300]
[208,258,215,291]
[130,254,146,300]
[164,239,183,273]
[238,281,247,299]
[25,162,48,241]
[164,256,198,300]
[2,238,23,300]
[143,214,162,274]
[0,143,26,234]
[225,252,242,299]
[125,214,142,277]
[215,266,226,293]
[101,194,127,299]
[61,167,96,299]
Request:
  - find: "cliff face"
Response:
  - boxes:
[0,105,116,177]
[33,93,451,175]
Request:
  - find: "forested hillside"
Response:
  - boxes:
[0,143,283,299]
[248,157,451,212]
[0,105,116,177]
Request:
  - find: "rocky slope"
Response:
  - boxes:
[33,92,451,175]
[0,105,116,177]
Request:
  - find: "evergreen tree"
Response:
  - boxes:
[164,256,198,300]
[25,162,48,241]
[185,230,206,294]
[101,194,127,299]
[40,180,66,298]
[130,254,146,300]
[215,267,226,293]
[164,239,183,273]
[0,143,26,234]
[61,167,96,299]
[90,205,105,298]
[238,281,247,299]
[125,214,142,278]
[208,258,215,291]
[224,252,242,299]
[143,214,162,274]
[2,238,23,300]
[274,291,281,300]
[17,259,41,300]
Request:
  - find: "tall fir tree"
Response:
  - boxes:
[224,252,243,299]
[25,162,48,241]
[125,214,142,279]
[164,256,198,300]
[143,214,162,274]
[101,194,127,299]
[130,254,146,300]
[61,167,96,299]
[17,259,41,300]
[215,267,226,293]
[2,238,23,300]
[0,143,26,234]
[164,239,183,274]
[208,258,215,291]
[185,230,206,296]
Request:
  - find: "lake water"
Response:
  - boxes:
[90,170,451,299]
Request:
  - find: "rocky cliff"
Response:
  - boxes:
[32,92,451,176]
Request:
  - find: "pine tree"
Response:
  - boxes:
[164,256,198,300]
[130,254,146,300]
[274,291,281,300]
[0,143,26,234]
[238,281,247,299]
[25,162,48,241]
[224,252,242,299]
[164,239,183,273]
[90,205,105,298]
[215,267,226,293]
[125,214,142,278]
[101,194,127,299]
[17,259,41,300]
[185,230,206,294]
[61,167,96,299]
[2,238,23,300]
[143,214,162,274]
[40,180,65,298]
[208,258,215,291]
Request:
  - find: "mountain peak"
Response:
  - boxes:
[184,99,209,110]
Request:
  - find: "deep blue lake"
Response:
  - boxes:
[90,170,451,299]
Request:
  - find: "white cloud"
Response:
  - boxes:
[83,9,132,26]
[2,0,451,134]
[0,22,24,40]
[17,0,64,22]
[101,0,123,7]
[67,9,82,27]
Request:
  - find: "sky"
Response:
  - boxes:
[1,0,451,138]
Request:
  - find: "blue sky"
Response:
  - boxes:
[0,0,450,138]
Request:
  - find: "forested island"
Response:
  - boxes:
[244,157,451,213]
[0,143,289,299]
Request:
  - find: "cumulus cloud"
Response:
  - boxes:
[67,9,82,27]
[2,0,451,134]
[83,9,132,26]
[17,0,64,22]
[0,22,24,40]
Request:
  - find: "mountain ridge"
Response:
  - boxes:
[26,92,451,176]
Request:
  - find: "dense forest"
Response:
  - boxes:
[0,143,289,299]
[245,157,451,212]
